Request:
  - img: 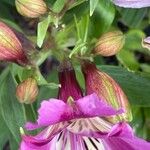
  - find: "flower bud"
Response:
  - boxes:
[15,0,47,18]
[16,78,39,104]
[142,36,150,50]
[82,62,132,123]
[0,22,30,65]
[93,31,125,56]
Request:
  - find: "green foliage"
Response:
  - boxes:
[0,0,150,148]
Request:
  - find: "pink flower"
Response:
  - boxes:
[20,62,150,150]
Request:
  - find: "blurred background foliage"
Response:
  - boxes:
[0,0,150,149]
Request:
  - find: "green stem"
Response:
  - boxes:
[30,104,37,121]
[22,104,27,122]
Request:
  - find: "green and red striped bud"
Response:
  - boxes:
[15,0,47,18]
[0,22,33,66]
[93,31,125,56]
[82,62,132,123]
[16,78,39,104]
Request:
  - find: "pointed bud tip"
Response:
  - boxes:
[20,127,25,135]
[93,31,125,56]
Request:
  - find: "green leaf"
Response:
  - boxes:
[119,8,147,28]
[117,49,140,71]
[69,0,86,10]
[90,0,98,16]
[91,0,115,37]
[0,68,26,144]
[99,65,150,106]
[124,29,145,51]
[1,0,15,6]
[69,15,89,57]
[9,134,19,150]
[37,15,51,48]
[0,114,9,149]
[52,0,66,13]
[37,70,58,108]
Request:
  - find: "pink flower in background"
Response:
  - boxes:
[142,36,150,50]
[20,62,150,150]
[112,0,150,8]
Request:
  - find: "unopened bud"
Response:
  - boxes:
[93,31,125,56]
[0,22,29,65]
[15,0,47,18]
[142,37,150,50]
[16,78,39,104]
[82,62,132,123]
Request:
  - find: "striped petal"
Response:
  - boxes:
[67,117,113,138]
[21,122,69,149]
[112,0,150,8]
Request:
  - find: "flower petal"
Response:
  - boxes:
[76,93,124,118]
[21,122,69,149]
[25,99,73,130]
[104,136,150,150]
[104,122,150,150]
[112,0,150,8]
[67,117,112,138]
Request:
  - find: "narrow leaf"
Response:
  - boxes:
[90,0,98,16]
[37,15,51,48]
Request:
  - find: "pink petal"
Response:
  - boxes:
[108,122,133,138]
[104,122,150,150]
[113,0,150,8]
[25,94,123,130]
[104,136,150,150]
[25,99,73,130]
[76,93,124,118]
[21,122,69,149]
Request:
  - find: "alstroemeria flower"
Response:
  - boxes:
[20,62,150,150]
[112,0,150,8]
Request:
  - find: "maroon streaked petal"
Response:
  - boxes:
[112,0,150,8]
